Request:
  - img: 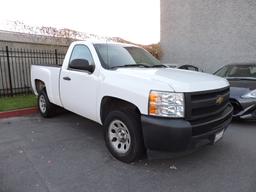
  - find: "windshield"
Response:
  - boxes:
[214,64,256,79]
[94,43,161,69]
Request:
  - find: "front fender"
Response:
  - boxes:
[95,71,171,124]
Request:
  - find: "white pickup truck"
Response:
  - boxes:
[31,41,233,163]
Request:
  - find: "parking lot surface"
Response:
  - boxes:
[0,113,255,192]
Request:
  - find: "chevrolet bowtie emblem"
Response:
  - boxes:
[216,95,224,105]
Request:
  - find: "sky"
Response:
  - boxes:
[0,0,160,45]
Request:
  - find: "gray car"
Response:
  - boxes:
[214,63,256,120]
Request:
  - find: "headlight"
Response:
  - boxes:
[241,89,256,99]
[149,91,184,118]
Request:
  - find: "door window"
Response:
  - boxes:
[69,45,94,67]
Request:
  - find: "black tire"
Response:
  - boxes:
[38,90,56,118]
[104,110,145,163]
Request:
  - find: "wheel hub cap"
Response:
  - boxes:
[108,120,131,154]
[39,95,46,113]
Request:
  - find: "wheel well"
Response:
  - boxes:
[100,96,141,123]
[35,79,46,94]
[230,98,242,115]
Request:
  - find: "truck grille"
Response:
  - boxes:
[185,87,231,136]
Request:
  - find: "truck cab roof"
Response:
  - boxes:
[72,40,138,48]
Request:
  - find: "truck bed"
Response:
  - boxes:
[31,64,62,107]
[32,64,61,67]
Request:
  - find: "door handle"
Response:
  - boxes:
[63,76,71,81]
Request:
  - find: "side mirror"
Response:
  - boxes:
[69,59,95,73]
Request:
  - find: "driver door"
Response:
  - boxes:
[60,44,99,121]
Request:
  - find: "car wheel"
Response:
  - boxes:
[104,110,145,163]
[38,90,56,118]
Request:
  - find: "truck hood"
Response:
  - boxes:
[116,68,229,92]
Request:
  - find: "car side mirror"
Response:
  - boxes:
[69,59,95,73]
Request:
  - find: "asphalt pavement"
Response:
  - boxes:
[0,112,255,192]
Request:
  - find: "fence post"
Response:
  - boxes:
[55,49,58,65]
[6,46,13,96]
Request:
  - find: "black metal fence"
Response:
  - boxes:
[0,46,66,97]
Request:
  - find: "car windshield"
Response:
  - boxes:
[214,64,256,79]
[93,43,162,69]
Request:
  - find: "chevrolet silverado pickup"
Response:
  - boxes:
[31,41,233,163]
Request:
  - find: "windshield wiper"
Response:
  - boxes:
[110,64,149,69]
[148,64,167,68]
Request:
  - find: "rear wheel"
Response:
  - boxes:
[38,90,56,118]
[104,110,145,163]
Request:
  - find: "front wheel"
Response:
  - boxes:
[104,110,145,163]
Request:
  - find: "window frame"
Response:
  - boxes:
[68,44,95,73]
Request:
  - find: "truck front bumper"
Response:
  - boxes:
[141,104,233,151]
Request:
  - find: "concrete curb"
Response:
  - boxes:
[0,107,38,119]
